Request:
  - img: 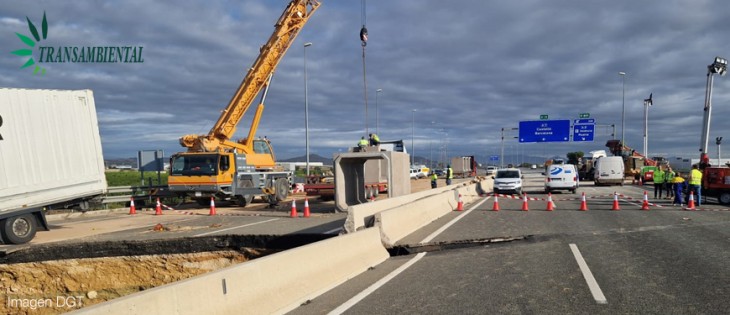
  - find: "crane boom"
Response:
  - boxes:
[180,0,320,153]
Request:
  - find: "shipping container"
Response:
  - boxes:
[451,156,477,178]
[0,88,107,244]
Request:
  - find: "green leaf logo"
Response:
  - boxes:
[12,11,47,75]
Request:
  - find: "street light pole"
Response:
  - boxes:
[303,42,312,177]
[501,127,518,168]
[643,93,652,158]
[375,88,382,135]
[411,109,417,165]
[619,71,626,149]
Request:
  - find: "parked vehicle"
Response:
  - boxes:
[409,167,427,179]
[486,166,498,175]
[641,166,658,183]
[0,88,107,244]
[451,156,477,177]
[169,0,321,207]
[492,168,523,195]
[593,156,625,186]
[545,164,579,193]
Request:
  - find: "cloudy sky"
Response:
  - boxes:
[2,0,730,165]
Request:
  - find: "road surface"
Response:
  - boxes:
[289,169,730,314]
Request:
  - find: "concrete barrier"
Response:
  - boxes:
[375,192,453,246]
[344,177,491,233]
[72,228,389,315]
[374,178,492,246]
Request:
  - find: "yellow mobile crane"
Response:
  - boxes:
[168,0,320,207]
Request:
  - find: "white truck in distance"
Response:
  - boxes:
[0,88,107,244]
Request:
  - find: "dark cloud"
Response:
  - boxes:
[2,0,730,164]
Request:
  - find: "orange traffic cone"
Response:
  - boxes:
[686,191,696,210]
[155,197,163,215]
[128,197,136,215]
[611,192,620,211]
[290,199,298,218]
[546,193,554,211]
[492,195,500,211]
[303,197,310,218]
[521,193,529,211]
[579,192,588,211]
[641,191,650,210]
[209,197,217,216]
[456,194,464,211]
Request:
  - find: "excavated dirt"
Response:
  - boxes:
[0,177,481,314]
[0,250,258,314]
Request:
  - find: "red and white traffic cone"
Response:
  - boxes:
[492,195,500,211]
[641,191,650,210]
[128,197,136,215]
[456,194,464,211]
[579,192,588,211]
[611,192,620,211]
[521,193,529,211]
[209,197,217,216]
[546,193,554,211]
[290,199,298,218]
[686,191,696,210]
[303,197,310,218]
[155,197,163,215]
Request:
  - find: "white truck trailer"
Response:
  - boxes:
[0,88,107,244]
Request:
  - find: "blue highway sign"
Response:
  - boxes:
[489,155,499,161]
[573,124,595,142]
[519,120,570,143]
[574,118,595,125]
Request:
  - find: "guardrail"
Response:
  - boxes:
[101,185,179,206]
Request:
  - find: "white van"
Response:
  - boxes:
[493,168,523,195]
[545,164,579,193]
[593,156,625,186]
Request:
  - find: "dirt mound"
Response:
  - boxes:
[1,250,256,314]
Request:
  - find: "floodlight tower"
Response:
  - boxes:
[699,56,728,169]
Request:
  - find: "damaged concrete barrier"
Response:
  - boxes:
[345,177,491,234]
[374,178,491,247]
[72,228,389,315]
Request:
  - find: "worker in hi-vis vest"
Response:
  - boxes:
[446,165,453,185]
[653,167,665,199]
[431,172,438,189]
[357,136,368,151]
[687,164,703,206]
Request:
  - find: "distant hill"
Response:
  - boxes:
[281,154,333,165]
[105,157,137,168]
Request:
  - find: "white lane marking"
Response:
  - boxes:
[569,243,608,304]
[421,196,491,244]
[328,196,492,314]
[327,252,427,315]
[193,218,279,236]
[324,227,343,234]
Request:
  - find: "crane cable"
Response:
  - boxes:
[360,0,369,137]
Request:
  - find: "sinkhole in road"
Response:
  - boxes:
[387,235,534,256]
[0,234,335,314]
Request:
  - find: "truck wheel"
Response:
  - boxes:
[196,198,210,207]
[1,214,37,244]
[719,192,730,205]
[235,180,254,207]
[235,195,253,207]
[267,178,289,205]
[275,178,289,202]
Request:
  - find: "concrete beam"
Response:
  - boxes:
[72,228,389,315]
